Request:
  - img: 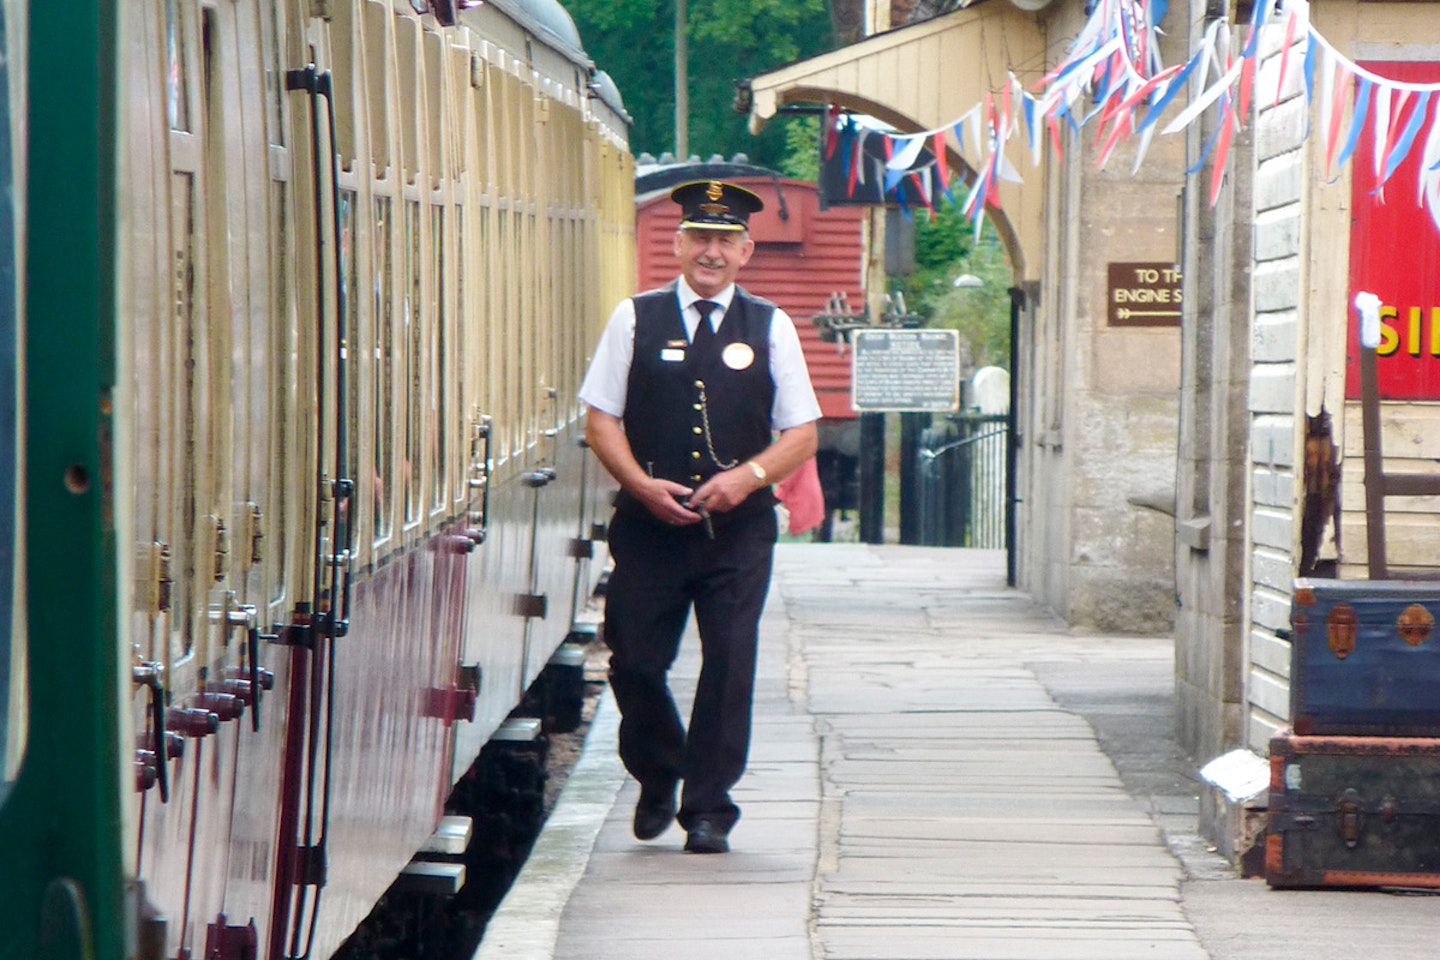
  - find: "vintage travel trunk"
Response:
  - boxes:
[1289,579,1440,736]
[1266,732,1440,888]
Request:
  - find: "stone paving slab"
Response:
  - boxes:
[815,930,1208,960]
[838,792,1153,820]
[562,881,811,938]
[818,892,1194,920]
[576,848,814,885]
[567,937,812,960]
[831,839,1181,868]
[820,878,1185,901]
[822,715,1096,739]
[838,818,1163,845]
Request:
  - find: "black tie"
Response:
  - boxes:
[692,300,720,349]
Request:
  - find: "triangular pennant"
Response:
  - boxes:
[1334,77,1373,171]
[888,134,927,170]
[933,132,950,192]
[1274,7,1300,110]
[1324,61,1350,175]
[1162,58,1241,135]
[1301,26,1317,136]
[1209,102,1235,206]
[1372,84,1393,179]
[1379,90,1430,189]
[1237,41,1256,121]
[823,105,841,160]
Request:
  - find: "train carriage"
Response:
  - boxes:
[1,2,632,959]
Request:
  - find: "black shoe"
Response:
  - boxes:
[633,786,677,841]
[683,819,730,854]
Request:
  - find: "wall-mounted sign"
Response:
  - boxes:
[851,329,959,412]
[1107,262,1182,326]
[1345,62,1440,401]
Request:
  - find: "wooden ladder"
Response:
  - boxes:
[1357,340,1440,579]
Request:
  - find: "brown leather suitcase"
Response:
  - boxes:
[1266,731,1440,888]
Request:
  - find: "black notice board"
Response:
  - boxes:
[851,329,960,412]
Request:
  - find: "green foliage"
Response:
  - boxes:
[778,115,821,182]
[567,0,834,168]
[892,201,1012,372]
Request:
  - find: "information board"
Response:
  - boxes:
[851,329,960,412]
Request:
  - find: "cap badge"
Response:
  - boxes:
[706,181,724,201]
[722,342,755,370]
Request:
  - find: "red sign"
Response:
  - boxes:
[1345,62,1440,400]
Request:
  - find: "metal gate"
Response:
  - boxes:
[916,413,1008,548]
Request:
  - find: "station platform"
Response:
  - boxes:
[475,544,1440,960]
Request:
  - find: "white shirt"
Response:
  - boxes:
[578,277,822,431]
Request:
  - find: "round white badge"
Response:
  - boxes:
[721,342,755,370]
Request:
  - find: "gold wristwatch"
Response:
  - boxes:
[747,460,768,483]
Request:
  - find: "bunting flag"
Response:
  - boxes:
[822,0,1440,235]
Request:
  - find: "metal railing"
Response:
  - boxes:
[916,413,1008,548]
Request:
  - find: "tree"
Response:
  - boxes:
[567,0,835,168]
[892,201,1012,372]
[778,115,821,181]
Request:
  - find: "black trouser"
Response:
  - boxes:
[603,506,777,832]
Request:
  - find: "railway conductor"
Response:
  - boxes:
[579,179,820,854]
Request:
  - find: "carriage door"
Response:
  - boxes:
[128,2,279,957]
[267,35,357,960]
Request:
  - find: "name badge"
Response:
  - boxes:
[722,342,755,370]
[660,348,685,362]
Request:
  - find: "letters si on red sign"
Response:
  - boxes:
[1345,62,1440,400]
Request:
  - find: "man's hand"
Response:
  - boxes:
[687,465,763,515]
[688,422,818,515]
[636,477,704,527]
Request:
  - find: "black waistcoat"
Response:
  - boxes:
[616,282,777,524]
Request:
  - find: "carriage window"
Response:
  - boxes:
[404,200,422,524]
[340,191,361,512]
[479,209,499,444]
[423,32,444,183]
[373,196,395,541]
[172,171,199,658]
[363,2,390,170]
[430,205,446,510]
[472,62,490,193]
[165,0,190,132]
[522,213,537,449]
[453,207,465,503]
[260,0,284,146]
[0,1,21,792]
[268,181,291,602]
[496,210,515,455]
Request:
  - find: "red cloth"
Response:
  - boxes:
[776,457,825,535]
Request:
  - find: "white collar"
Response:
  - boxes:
[677,277,734,314]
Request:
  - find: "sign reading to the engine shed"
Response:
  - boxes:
[1108,262,1182,326]
[851,329,960,412]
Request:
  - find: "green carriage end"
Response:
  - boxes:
[0,5,127,960]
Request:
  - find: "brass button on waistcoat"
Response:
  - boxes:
[691,451,701,460]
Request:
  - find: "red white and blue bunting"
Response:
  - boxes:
[831,0,1440,236]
